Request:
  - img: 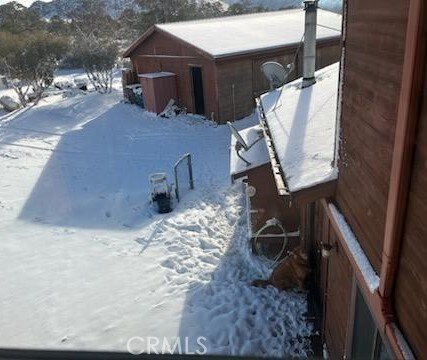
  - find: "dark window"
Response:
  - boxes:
[350,285,393,360]
[351,286,377,359]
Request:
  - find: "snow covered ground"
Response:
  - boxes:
[0,72,312,357]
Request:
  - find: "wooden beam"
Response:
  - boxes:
[293,180,337,206]
[257,100,289,196]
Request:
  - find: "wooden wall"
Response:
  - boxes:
[216,40,341,123]
[129,31,340,123]
[311,201,353,359]
[244,164,300,234]
[394,54,427,359]
[335,0,409,274]
[130,31,218,118]
[216,58,254,123]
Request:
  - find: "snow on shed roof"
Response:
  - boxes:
[230,124,270,177]
[155,9,341,58]
[138,72,175,79]
[260,62,339,193]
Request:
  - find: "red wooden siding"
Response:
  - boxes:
[335,0,409,274]
[130,31,218,119]
[139,74,178,114]
[216,58,254,122]
[312,201,353,359]
[242,164,300,234]
[394,53,427,359]
[127,29,340,123]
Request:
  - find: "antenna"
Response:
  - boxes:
[261,62,294,90]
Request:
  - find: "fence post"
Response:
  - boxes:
[188,154,194,190]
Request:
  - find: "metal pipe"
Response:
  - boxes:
[302,0,318,88]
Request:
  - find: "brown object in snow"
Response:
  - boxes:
[252,246,310,291]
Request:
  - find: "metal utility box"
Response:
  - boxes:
[138,72,178,114]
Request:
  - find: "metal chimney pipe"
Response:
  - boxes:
[302,0,318,88]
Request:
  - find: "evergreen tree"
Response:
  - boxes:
[0,31,68,105]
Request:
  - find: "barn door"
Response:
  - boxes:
[190,66,205,115]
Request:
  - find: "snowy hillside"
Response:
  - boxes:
[0,71,313,356]
[28,0,229,20]
[29,0,139,19]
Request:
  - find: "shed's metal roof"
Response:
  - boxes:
[156,9,341,58]
[124,9,342,59]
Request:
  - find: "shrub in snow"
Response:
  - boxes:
[0,31,68,106]
[71,35,119,94]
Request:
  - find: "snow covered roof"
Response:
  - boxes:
[124,9,341,59]
[259,62,339,193]
[138,72,175,79]
[230,124,270,177]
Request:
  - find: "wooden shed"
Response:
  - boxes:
[248,0,427,358]
[138,72,177,114]
[123,9,342,123]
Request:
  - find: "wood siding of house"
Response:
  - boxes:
[217,40,341,122]
[216,58,254,123]
[335,0,409,274]
[127,29,340,123]
[311,201,353,359]
[240,163,300,234]
[130,31,218,119]
[394,55,427,359]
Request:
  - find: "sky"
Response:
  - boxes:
[0,0,49,6]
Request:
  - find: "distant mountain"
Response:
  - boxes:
[28,0,230,20]
[29,0,138,20]
[222,0,342,13]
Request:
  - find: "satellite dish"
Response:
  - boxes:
[227,121,249,151]
[261,62,294,90]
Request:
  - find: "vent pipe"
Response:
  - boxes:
[302,0,318,88]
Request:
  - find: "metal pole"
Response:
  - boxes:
[302,0,318,88]
[174,169,180,203]
[187,154,194,190]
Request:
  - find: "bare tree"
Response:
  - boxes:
[67,0,119,94]
[71,35,118,94]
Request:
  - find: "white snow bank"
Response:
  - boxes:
[157,9,341,58]
[229,123,269,176]
[0,83,313,357]
[260,63,339,192]
[328,203,380,293]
